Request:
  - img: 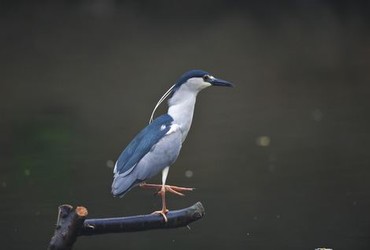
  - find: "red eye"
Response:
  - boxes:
[203,75,210,81]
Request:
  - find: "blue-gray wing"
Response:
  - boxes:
[113,114,173,176]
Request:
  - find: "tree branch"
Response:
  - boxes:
[48,202,205,250]
[48,205,88,250]
[80,201,205,235]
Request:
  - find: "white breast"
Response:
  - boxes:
[167,90,197,142]
[166,77,211,143]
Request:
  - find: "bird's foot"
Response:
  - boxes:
[140,183,194,196]
[151,208,169,222]
[162,185,193,196]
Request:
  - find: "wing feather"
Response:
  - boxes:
[114,114,173,175]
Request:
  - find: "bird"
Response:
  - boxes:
[111,69,232,221]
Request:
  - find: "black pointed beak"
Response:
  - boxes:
[210,77,233,87]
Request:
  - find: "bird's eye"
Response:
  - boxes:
[203,75,210,81]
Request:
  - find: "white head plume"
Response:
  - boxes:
[149,84,176,123]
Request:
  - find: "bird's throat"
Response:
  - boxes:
[167,94,197,142]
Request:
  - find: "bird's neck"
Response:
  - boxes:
[167,88,198,142]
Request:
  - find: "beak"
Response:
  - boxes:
[210,77,233,87]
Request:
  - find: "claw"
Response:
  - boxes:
[152,209,169,222]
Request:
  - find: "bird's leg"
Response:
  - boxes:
[152,184,169,221]
[140,183,194,196]
[151,167,170,222]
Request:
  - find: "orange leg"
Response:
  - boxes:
[144,167,193,222]
[140,183,194,196]
[151,185,169,222]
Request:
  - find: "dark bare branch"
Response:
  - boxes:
[48,205,88,250]
[80,202,205,236]
[48,202,205,250]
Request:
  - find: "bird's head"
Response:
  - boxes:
[149,70,233,123]
[173,69,233,92]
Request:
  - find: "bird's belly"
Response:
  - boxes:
[134,130,182,181]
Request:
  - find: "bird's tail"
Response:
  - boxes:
[111,175,139,198]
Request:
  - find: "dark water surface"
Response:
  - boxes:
[1,2,370,250]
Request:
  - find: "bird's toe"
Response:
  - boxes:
[152,209,169,222]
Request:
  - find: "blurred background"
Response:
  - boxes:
[1,1,370,249]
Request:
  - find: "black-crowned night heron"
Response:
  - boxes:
[111,70,232,221]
